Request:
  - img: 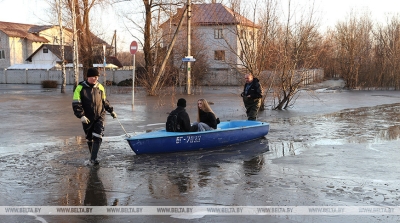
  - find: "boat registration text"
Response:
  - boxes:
[176,136,201,144]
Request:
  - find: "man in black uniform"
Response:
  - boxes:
[241,73,262,120]
[72,68,117,165]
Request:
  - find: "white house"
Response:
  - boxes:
[0,21,74,70]
[161,3,259,85]
[0,21,118,70]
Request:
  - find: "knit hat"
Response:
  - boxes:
[177,98,186,107]
[87,68,99,77]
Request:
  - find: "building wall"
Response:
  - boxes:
[0,35,44,69]
[0,26,73,70]
[194,25,240,70]
[8,37,25,66]
[32,47,59,65]
[0,31,10,69]
[163,22,259,86]
[39,27,73,45]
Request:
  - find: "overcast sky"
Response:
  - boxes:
[1,0,399,51]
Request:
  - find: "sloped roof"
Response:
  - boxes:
[0,21,109,46]
[163,3,259,28]
[0,21,49,43]
[92,55,123,68]
[26,44,73,62]
[28,25,54,33]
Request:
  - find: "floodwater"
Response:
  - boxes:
[1,82,400,222]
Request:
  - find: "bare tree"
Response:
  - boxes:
[225,0,279,109]
[334,11,373,89]
[316,29,337,79]
[115,0,183,95]
[373,15,400,89]
[56,0,67,93]
[44,0,112,87]
[262,0,323,110]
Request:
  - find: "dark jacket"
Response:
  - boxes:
[199,110,217,129]
[172,106,191,132]
[241,78,262,99]
[72,81,114,121]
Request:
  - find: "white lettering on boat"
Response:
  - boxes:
[186,135,201,143]
[175,136,201,144]
[176,136,184,144]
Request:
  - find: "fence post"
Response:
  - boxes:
[112,69,115,84]
[25,69,28,84]
[3,69,6,84]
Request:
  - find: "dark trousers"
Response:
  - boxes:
[243,97,261,120]
[82,117,105,160]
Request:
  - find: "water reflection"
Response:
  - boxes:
[168,173,192,193]
[143,139,270,200]
[148,172,193,199]
[197,163,216,188]
[377,125,400,141]
[84,167,107,206]
[243,155,265,176]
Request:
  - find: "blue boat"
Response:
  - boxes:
[126,120,270,155]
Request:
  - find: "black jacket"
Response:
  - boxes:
[72,81,114,121]
[241,78,262,99]
[172,106,191,132]
[199,110,217,129]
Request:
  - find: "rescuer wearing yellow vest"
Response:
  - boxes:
[72,68,117,165]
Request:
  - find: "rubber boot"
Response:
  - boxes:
[90,141,101,165]
[87,141,93,154]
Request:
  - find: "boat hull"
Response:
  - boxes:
[126,120,269,155]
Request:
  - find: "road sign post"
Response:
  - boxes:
[130,41,138,109]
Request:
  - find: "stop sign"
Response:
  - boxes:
[130,41,138,55]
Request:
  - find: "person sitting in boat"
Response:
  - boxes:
[166,98,191,132]
[191,98,219,131]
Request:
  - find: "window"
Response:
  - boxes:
[43,48,48,53]
[214,50,225,61]
[53,36,59,44]
[214,29,223,39]
[0,50,5,59]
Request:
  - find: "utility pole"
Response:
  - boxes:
[187,0,192,95]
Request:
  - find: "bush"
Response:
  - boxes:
[41,80,58,88]
[118,79,133,86]
[106,80,117,86]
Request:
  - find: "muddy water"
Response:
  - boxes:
[1,84,400,222]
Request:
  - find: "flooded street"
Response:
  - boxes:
[1,83,400,222]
